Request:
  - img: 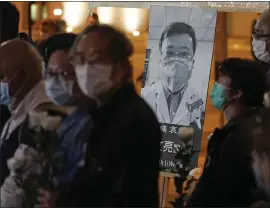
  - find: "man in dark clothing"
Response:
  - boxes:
[38,24,161,208]
[0,2,19,44]
[0,104,11,134]
[188,58,268,207]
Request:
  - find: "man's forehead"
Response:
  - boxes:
[77,32,109,53]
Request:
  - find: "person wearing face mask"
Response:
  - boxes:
[37,33,94,197]
[0,39,77,207]
[187,58,268,207]
[0,39,53,186]
[252,9,270,87]
[37,24,161,208]
[39,33,83,107]
[141,22,204,128]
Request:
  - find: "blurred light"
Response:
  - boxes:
[123,8,139,32]
[233,44,241,49]
[97,7,113,24]
[133,30,140,36]
[63,2,89,28]
[66,26,73,33]
[30,4,39,21]
[42,6,48,20]
[53,8,62,16]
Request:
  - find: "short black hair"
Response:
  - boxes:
[70,24,133,63]
[39,33,77,67]
[91,12,99,21]
[219,58,267,107]
[159,22,197,54]
[0,2,20,43]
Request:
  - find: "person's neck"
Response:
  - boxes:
[163,78,186,95]
[224,103,245,122]
[11,79,41,110]
[96,80,132,108]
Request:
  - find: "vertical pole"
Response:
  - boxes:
[0,4,2,43]
[27,2,32,38]
[215,12,227,126]
[268,2,270,74]
[160,177,170,208]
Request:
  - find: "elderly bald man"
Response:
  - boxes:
[0,39,52,186]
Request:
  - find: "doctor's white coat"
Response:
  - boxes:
[141,82,204,127]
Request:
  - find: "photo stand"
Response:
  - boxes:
[86,2,269,208]
[159,172,179,208]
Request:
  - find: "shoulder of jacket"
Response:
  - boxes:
[141,82,161,96]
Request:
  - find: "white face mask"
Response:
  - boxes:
[161,60,191,93]
[45,75,74,106]
[252,38,270,63]
[75,63,113,99]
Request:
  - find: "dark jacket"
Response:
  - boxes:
[0,104,11,135]
[56,83,161,207]
[51,100,95,188]
[188,118,257,207]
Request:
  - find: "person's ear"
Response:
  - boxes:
[191,59,195,70]
[233,89,242,100]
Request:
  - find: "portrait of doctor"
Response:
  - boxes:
[141,22,205,127]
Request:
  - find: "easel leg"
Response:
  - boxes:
[160,177,170,208]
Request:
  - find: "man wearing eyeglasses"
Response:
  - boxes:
[252,9,270,86]
[141,22,204,127]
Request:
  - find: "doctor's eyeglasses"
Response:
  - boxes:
[161,51,193,62]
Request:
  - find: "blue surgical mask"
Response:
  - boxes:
[0,82,10,106]
[210,82,226,110]
[45,75,74,106]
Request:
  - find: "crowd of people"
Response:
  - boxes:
[0,2,270,208]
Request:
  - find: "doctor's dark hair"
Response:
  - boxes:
[70,24,133,63]
[219,58,267,107]
[39,33,77,68]
[159,22,197,54]
[0,2,20,43]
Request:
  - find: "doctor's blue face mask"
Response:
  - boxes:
[0,82,10,106]
[210,82,226,110]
